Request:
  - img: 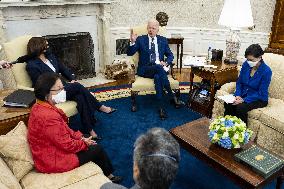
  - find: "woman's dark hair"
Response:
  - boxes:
[34,73,60,101]
[27,37,47,57]
[244,44,264,58]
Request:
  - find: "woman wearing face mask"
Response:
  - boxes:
[28,73,122,183]
[26,37,116,139]
[224,44,272,124]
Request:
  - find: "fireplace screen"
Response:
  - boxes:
[44,32,96,80]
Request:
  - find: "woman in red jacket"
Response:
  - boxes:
[28,72,121,183]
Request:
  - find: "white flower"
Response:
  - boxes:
[222,131,229,138]
[220,118,225,122]
[233,133,239,139]
[234,143,240,148]
[213,133,219,141]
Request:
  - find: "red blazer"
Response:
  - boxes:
[28,101,87,173]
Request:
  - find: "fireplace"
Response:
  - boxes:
[45,32,96,80]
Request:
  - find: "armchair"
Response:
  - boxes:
[128,24,180,112]
[3,35,77,117]
[212,53,284,158]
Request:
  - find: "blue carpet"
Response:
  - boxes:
[70,89,283,189]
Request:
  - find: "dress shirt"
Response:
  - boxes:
[148,35,160,63]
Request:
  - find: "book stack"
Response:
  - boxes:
[235,145,284,178]
[3,89,36,108]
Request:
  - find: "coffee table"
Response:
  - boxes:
[170,118,284,189]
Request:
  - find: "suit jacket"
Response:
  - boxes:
[28,101,87,173]
[127,35,174,76]
[235,60,272,103]
[26,53,75,87]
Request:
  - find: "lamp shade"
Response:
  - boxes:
[218,0,254,28]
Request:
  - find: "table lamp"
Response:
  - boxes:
[218,0,254,64]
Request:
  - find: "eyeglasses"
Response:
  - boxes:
[50,87,64,92]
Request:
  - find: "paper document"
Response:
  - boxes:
[183,56,206,67]
[155,60,170,72]
[217,94,235,104]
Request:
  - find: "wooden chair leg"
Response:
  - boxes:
[131,91,138,112]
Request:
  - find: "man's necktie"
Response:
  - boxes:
[150,37,156,64]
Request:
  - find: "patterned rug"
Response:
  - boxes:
[69,83,281,189]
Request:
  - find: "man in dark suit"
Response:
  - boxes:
[127,19,180,119]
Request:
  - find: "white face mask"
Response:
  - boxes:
[247,60,258,67]
[52,89,66,104]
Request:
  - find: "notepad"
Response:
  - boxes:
[217,94,235,104]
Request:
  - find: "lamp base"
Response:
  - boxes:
[224,58,238,64]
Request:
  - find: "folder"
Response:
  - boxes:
[3,89,36,108]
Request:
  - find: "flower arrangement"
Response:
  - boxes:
[208,115,253,149]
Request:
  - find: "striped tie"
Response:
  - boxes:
[150,37,156,64]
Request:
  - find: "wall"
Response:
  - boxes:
[109,0,276,63]
[109,0,276,33]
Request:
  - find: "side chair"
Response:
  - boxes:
[128,24,180,112]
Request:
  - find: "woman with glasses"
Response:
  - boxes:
[224,44,272,124]
[26,37,116,139]
[27,73,121,183]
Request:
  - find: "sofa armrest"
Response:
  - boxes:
[21,162,110,189]
[219,82,236,94]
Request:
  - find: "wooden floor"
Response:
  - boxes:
[93,68,199,89]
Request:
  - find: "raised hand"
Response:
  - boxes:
[0,60,12,69]
[130,29,137,43]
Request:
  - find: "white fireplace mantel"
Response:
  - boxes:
[0,0,115,8]
[0,0,115,74]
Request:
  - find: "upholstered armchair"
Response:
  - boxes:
[128,24,180,112]
[212,53,284,158]
[3,35,77,117]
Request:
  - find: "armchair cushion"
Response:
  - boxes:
[3,36,33,89]
[132,75,179,92]
[21,162,110,189]
[55,101,78,117]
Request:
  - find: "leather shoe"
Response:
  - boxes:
[159,108,168,120]
[107,108,117,114]
[171,96,182,109]
[110,176,123,184]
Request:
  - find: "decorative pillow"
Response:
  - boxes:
[0,121,34,181]
[0,158,22,189]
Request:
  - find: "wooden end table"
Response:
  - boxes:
[170,118,284,189]
[167,37,184,74]
[0,90,30,135]
[188,61,238,117]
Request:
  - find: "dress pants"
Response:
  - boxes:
[224,100,268,124]
[64,82,102,132]
[77,144,114,176]
[141,64,173,108]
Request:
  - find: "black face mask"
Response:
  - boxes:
[44,48,52,56]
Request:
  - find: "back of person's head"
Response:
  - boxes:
[34,72,60,101]
[244,44,264,58]
[27,37,47,57]
[133,128,180,189]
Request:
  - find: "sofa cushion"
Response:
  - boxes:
[0,121,34,181]
[255,98,284,134]
[21,162,110,189]
[0,158,22,189]
[132,76,179,91]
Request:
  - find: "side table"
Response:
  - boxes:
[167,37,184,74]
[188,61,238,117]
[0,90,30,135]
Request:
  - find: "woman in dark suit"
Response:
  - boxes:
[224,44,272,124]
[26,37,116,139]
